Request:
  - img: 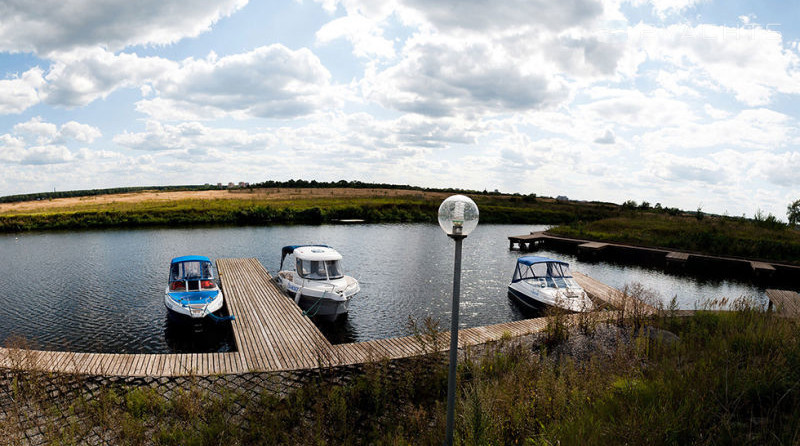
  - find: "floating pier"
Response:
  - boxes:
[0,259,632,377]
[510,231,799,282]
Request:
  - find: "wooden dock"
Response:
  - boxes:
[766,289,800,318]
[574,271,657,314]
[0,259,631,377]
[217,258,333,371]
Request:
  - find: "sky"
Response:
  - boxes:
[1,0,799,219]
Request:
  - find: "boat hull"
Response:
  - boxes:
[164,288,225,319]
[508,282,593,313]
[277,272,358,321]
[294,292,351,320]
[507,286,549,312]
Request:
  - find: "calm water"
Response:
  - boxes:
[0,224,768,353]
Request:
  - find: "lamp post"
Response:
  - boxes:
[438,195,479,446]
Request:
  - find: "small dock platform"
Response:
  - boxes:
[574,271,657,314]
[0,259,634,377]
[665,251,690,264]
[766,289,800,318]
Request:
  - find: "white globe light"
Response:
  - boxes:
[438,195,479,236]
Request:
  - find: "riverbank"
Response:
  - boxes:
[548,212,800,265]
[4,304,798,444]
[3,186,799,265]
[0,187,615,231]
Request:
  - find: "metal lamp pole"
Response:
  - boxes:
[445,231,465,446]
[438,194,478,446]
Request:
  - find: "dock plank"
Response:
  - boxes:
[767,289,800,318]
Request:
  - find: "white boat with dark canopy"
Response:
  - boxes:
[277,245,360,320]
[508,256,594,312]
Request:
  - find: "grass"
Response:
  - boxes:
[4,293,800,445]
[0,188,618,232]
[548,211,800,264]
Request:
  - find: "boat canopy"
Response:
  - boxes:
[171,255,212,264]
[512,256,573,283]
[280,244,332,269]
[169,257,215,281]
[516,256,568,267]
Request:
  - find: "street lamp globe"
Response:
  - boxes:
[438,195,479,237]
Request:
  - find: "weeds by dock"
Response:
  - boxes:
[2,288,799,445]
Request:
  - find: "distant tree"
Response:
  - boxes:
[639,201,651,210]
[788,199,800,226]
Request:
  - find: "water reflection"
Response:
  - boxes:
[163,315,236,353]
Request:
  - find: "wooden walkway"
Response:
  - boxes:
[217,258,332,371]
[0,259,629,377]
[574,271,657,314]
[766,289,800,318]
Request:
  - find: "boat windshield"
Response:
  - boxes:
[170,261,214,281]
[297,259,344,280]
[513,261,572,288]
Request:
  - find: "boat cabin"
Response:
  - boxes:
[281,245,345,281]
[169,255,218,292]
[511,256,578,289]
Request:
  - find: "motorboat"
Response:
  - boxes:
[508,256,594,312]
[277,245,360,320]
[164,255,226,320]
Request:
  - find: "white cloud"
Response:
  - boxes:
[58,121,103,143]
[114,121,275,152]
[42,48,175,108]
[0,0,248,55]
[316,14,396,58]
[18,145,74,165]
[13,117,58,143]
[595,129,616,144]
[137,45,335,120]
[0,134,26,163]
[578,88,697,128]
[630,23,800,106]
[404,0,604,33]
[0,68,45,114]
[751,151,800,187]
[365,35,570,117]
[703,103,731,119]
[640,108,794,152]
[648,152,728,184]
[628,0,707,19]
[1,117,101,164]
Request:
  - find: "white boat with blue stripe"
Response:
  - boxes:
[164,255,227,320]
[508,256,594,313]
[277,245,360,320]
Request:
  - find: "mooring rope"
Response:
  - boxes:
[206,311,236,322]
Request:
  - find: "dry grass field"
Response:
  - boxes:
[0,188,455,216]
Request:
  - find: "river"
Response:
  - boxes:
[0,223,766,353]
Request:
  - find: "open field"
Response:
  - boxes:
[0,188,454,215]
[0,187,614,232]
